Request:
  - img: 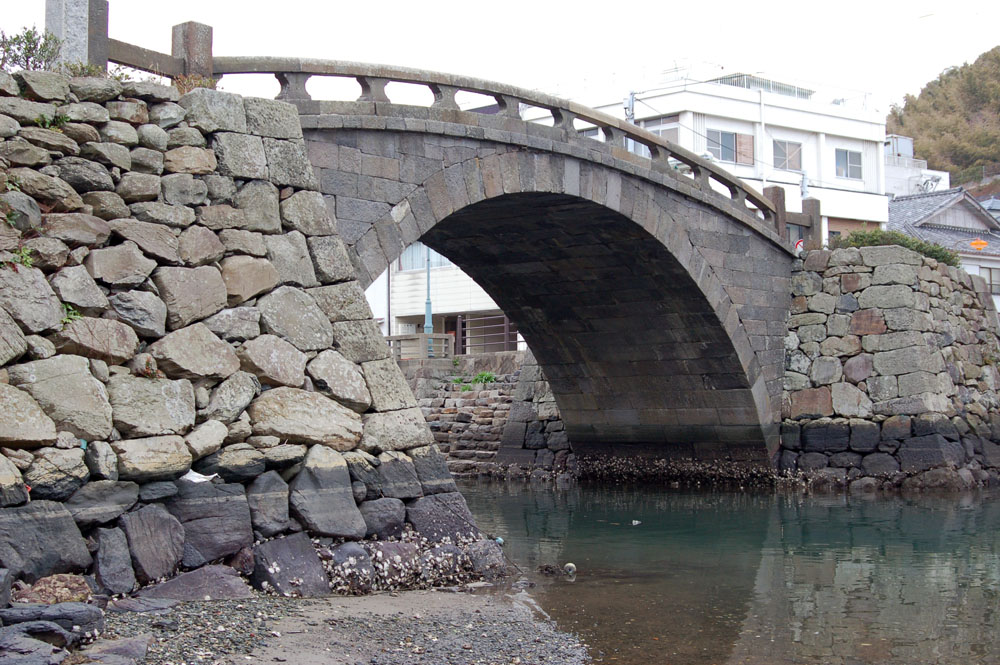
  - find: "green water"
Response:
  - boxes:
[460,480,1000,665]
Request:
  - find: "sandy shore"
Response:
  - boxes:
[229,588,590,665]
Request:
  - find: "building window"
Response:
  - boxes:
[627,117,680,158]
[707,129,754,165]
[398,242,452,271]
[984,268,1000,295]
[707,129,736,162]
[835,148,863,179]
[773,140,802,171]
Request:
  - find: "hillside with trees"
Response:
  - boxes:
[887,46,1000,184]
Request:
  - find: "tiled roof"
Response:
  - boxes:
[903,224,1000,257]
[888,188,965,228]
[888,188,1000,257]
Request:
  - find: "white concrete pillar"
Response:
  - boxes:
[45,0,108,69]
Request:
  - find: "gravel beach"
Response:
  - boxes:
[101,587,590,665]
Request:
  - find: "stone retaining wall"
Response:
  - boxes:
[781,245,1000,490]
[0,70,485,595]
[397,351,571,476]
[494,350,572,474]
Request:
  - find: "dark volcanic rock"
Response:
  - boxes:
[118,504,184,584]
[898,434,965,473]
[138,480,178,501]
[0,601,104,636]
[288,446,365,539]
[93,527,136,595]
[250,532,329,598]
[0,631,67,661]
[368,542,420,588]
[327,542,374,594]
[0,501,92,582]
[409,445,457,495]
[359,498,405,540]
[343,451,381,500]
[466,539,507,581]
[138,565,253,600]
[0,620,77,649]
[246,471,291,538]
[802,420,850,453]
[376,452,423,500]
[164,480,254,568]
[63,480,139,528]
[405,492,480,543]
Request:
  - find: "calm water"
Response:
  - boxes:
[460,480,1000,665]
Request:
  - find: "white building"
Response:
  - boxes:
[569,69,889,243]
[366,242,521,355]
[884,134,950,198]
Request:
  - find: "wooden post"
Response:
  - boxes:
[456,315,464,355]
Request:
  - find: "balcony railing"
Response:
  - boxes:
[456,314,521,354]
[387,333,455,360]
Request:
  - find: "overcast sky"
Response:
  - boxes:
[4,0,1000,115]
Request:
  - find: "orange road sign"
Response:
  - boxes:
[971,238,989,251]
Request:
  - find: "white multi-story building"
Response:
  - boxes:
[571,69,889,243]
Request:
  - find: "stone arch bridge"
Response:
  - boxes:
[100,25,797,463]
[208,58,797,464]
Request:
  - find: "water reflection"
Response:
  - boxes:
[461,480,1000,665]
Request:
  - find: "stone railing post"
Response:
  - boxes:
[45,0,109,70]
[171,21,213,77]
[802,197,821,245]
[764,186,787,240]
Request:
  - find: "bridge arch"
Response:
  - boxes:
[311,136,791,461]
[217,59,800,463]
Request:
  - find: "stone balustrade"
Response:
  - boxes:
[209,56,779,231]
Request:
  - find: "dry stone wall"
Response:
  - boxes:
[494,350,572,475]
[0,70,487,595]
[781,246,1000,490]
[401,352,571,477]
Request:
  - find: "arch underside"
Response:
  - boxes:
[423,193,769,462]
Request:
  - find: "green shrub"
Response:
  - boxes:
[829,228,960,267]
[34,113,70,130]
[471,371,497,384]
[61,303,82,324]
[0,26,62,72]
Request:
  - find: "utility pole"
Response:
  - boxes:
[624,92,636,124]
[424,245,433,357]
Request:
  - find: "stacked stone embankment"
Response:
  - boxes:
[421,372,514,475]
[495,351,572,475]
[781,245,1000,490]
[399,352,570,476]
[0,69,494,617]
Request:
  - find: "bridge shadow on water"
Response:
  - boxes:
[461,480,1000,665]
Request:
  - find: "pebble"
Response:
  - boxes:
[102,595,309,664]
